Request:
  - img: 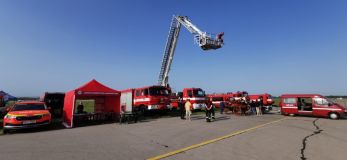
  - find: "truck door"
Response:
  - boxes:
[297,97,313,116]
[187,90,193,98]
[282,97,298,114]
[312,97,330,117]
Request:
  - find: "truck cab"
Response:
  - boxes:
[121,85,172,113]
[280,94,346,119]
[249,93,274,113]
[207,94,226,108]
[183,88,207,110]
[249,93,274,106]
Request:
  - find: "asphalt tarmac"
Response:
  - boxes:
[0,112,346,160]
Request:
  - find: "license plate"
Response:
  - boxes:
[23,120,36,124]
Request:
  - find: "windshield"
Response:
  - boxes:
[149,87,169,96]
[12,104,46,111]
[193,89,205,97]
[313,97,334,106]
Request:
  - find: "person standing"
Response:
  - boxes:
[205,100,213,122]
[185,99,192,120]
[255,99,260,115]
[258,96,263,115]
[178,97,185,119]
[250,100,256,115]
[211,100,215,119]
[256,97,263,115]
[300,99,306,111]
[77,102,86,114]
[220,101,225,114]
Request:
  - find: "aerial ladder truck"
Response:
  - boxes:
[158,15,224,87]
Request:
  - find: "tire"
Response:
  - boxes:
[329,112,339,120]
[3,129,8,134]
[139,106,146,115]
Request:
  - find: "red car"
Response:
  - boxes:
[3,101,51,133]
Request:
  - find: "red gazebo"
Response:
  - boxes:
[63,79,120,128]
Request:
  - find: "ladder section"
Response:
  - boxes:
[158,17,181,86]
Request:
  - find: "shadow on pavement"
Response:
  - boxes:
[1,119,65,135]
[214,116,231,121]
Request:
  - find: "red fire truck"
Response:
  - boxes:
[228,91,249,101]
[249,93,274,106]
[249,93,274,112]
[208,91,249,108]
[121,85,172,113]
[182,88,207,110]
[207,93,227,108]
[169,92,183,109]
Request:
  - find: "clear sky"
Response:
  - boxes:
[0,0,346,97]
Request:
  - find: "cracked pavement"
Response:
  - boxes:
[162,116,347,160]
[0,114,346,160]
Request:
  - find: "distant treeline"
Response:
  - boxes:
[326,96,347,98]
[272,96,347,99]
[17,97,40,101]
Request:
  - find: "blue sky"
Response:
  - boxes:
[0,0,346,97]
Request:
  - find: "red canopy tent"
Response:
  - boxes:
[63,79,120,128]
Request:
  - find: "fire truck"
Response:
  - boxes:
[208,91,249,107]
[249,93,274,113]
[157,15,223,110]
[121,85,172,113]
[207,93,228,108]
[182,88,207,110]
[169,92,182,109]
[121,15,223,113]
[249,93,274,106]
[228,91,249,101]
[170,88,207,110]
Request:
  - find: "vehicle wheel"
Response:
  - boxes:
[329,112,339,120]
[140,106,146,115]
[3,129,8,134]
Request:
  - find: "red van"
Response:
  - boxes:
[280,94,346,119]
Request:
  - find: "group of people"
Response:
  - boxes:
[178,98,194,121]
[177,96,265,122]
[177,98,218,122]
[249,97,264,115]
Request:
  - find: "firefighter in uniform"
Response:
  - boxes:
[205,100,214,122]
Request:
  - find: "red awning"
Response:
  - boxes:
[63,79,120,128]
